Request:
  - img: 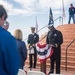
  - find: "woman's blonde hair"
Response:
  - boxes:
[14,29,23,40]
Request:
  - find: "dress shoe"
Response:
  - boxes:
[48,70,53,75]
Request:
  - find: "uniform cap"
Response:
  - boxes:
[48,24,54,28]
[31,27,35,30]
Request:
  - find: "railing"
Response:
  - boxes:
[24,16,63,41]
[65,38,75,71]
[36,16,63,33]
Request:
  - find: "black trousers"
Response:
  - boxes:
[29,47,37,68]
[50,48,61,74]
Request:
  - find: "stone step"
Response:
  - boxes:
[62,44,75,48]
[61,60,75,66]
[63,40,74,43]
[61,46,75,50]
[26,24,75,72]
[58,28,75,31]
[26,53,75,62]
[61,55,75,59]
[25,56,74,66]
[24,64,75,74]
[44,62,75,71]
[47,59,75,64]
[61,52,75,56]
[25,56,75,67]
[25,60,75,71]
[60,65,75,71]
[61,57,75,61]
[61,49,75,53]
[63,36,75,39]
[63,39,75,42]
[62,32,75,35]
[57,28,75,32]
[57,24,75,29]
[62,43,75,47]
[63,39,74,42]
[61,50,75,53]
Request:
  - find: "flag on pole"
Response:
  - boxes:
[62,0,66,18]
[35,16,38,33]
[48,8,54,25]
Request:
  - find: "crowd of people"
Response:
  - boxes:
[0,3,75,75]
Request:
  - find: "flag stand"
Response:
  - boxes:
[40,61,46,74]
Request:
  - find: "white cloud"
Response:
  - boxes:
[8,8,36,16]
[0,0,35,16]
[0,0,13,10]
[38,0,61,9]
[0,0,75,16]
[14,0,35,8]
[14,0,62,14]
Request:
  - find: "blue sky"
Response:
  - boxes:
[0,0,75,41]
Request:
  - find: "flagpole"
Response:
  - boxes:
[62,15,63,25]
[35,16,38,33]
[59,3,62,25]
[62,0,65,25]
[62,0,64,25]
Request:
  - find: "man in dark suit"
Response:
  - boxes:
[28,27,39,68]
[46,24,63,74]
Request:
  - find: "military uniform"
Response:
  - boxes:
[28,33,39,68]
[46,29,63,74]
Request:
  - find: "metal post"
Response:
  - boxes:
[62,17,63,25]
[40,61,46,74]
[65,48,67,71]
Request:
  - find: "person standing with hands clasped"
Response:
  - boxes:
[14,29,27,69]
[46,24,63,74]
[27,27,39,68]
[0,5,20,75]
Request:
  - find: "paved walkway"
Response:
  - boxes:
[24,65,75,75]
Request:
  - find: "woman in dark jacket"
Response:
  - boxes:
[14,29,27,69]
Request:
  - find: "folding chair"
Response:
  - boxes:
[17,69,26,75]
[27,71,45,75]
[49,74,64,75]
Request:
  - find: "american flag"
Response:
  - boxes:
[36,43,54,63]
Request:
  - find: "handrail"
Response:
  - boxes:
[65,38,75,71]
[37,16,63,33]
[24,16,63,41]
